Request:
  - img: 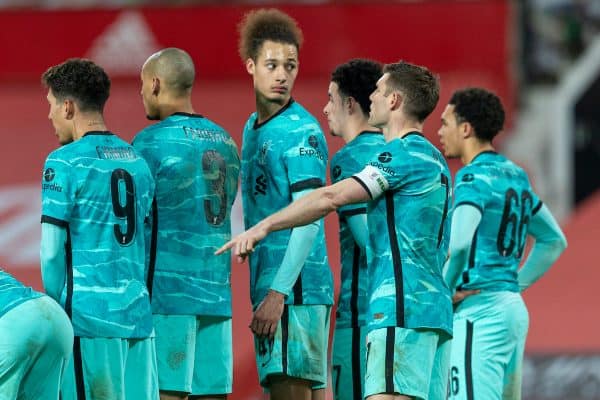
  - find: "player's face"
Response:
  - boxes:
[140,66,159,120]
[323,82,346,137]
[368,74,391,128]
[246,40,298,104]
[46,89,74,145]
[438,104,463,158]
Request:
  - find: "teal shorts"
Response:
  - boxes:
[331,326,367,400]
[60,336,159,400]
[0,296,73,400]
[364,327,451,400]
[255,305,330,388]
[448,291,529,400]
[153,314,232,395]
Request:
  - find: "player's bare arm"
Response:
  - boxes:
[216,177,370,259]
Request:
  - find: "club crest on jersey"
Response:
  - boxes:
[332,165,342,180]
[258,140,273,165]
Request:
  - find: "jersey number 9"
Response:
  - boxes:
[110,169,136,246]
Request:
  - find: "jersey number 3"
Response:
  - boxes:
[110,169,136,246]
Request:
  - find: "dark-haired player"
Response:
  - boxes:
[218,61,454,400]
[324,59,384,400]
[438,87,567,400]
[236,8,333,400]
[40,58,158,400]
[133,48,240,400]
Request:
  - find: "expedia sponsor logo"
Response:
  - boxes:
[43,168,55,182]
[299,147,325,160]
[462,173,474,182]
[378,152,392,163]
[368,161,396,176]
[308,135,319,149]
[42,182,63,192]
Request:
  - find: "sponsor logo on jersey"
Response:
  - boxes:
[43,168,55,182]
[299,147,325,160]
[378,152,392,163]
[254,174,267,196]
[368,161,396,176]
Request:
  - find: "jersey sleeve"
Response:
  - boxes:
[453,167,488,213]
[331,152,368,218]
[352,142,406,200]
[41,155,75,227]
[282,124,327,193]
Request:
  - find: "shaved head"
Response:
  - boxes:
[143,47,195,96]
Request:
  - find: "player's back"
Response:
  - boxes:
[453,151,542,292]
[365,133,452,334]
[0,268,43,318]
[41,132,155,338]
[133,113,240,317]
[331,131,385,329]
[241,100,333,307]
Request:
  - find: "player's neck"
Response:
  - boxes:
[382,116,422,142]
[255,94,290,124]
[342,120,378,144]
[462,141,495,165]
[159,99,195,120]
[73,114,107,140]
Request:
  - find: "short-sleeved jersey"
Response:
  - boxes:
[241,100,333,307]
[133,113,240,316]
[452,151,542,292]
[0,268,43,318]
[330,131,385,329]
[41,131,155,339]
[353,132,453,335]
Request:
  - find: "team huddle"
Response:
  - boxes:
[0,7,567,400]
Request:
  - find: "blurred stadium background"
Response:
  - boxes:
[0,0,598,398]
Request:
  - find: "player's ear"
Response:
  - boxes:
[63,99,75,120]
[345,97,355,114]
[151,77,160,96]
[461,121,473,139]
[390,91,402,111]
[245,58,255,76]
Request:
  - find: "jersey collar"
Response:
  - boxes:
[253,98,295,130]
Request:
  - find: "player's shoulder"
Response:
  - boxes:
[279,100,323,134]
[45,140,82,165]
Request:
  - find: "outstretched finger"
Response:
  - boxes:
[215,240,234,255]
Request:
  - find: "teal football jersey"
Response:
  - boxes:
[0,268,43,318]
[453,151,542,292]
[41,131,155,338]
[133,113,240,316]
[330,131,385,329]
[353,132,453,335]
[241,100,333,307]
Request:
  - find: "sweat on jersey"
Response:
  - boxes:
[241,100,333,308]
[41,131,155,339]
[133,113,240,316]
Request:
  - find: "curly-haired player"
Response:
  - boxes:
[237,8,333,400]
